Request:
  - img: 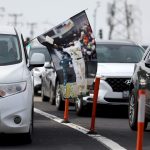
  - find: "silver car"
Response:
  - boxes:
[29,46,51,94]
[75,40,145,115]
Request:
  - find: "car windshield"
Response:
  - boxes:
[0,34,21,65]
[29,47,51,62]
[96,44,144,63]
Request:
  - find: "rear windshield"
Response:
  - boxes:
[96,44,144,63]
[29,47,51,62]
[0,34,21,65]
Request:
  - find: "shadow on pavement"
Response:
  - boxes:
[80,104,128,119]
[96,105,128,119]
[0,134,30,146]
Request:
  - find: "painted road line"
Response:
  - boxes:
[34,108,127,150]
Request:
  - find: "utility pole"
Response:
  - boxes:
[126,1,142,42]
[107,2,116,39]
[0,7,5,17]
[107,0,141,41]
[125,1,134,39]
[107,0,128,40]
[0,7,5,25]
[27,22,37,39]
[9,13,22,27]
[93,1,100,36]
[0,7,5,22]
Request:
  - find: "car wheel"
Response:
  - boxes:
[34,89,38,95]
[75,97,84,116]
[128,89,138,130]
[49,85,55,105]
[128,89,148,130]
[41,85,49,102]
[55,81,64,110]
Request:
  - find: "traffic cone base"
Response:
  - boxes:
[136,122,144,150]
[89,77,100,133]
[61,120,70,123]
[63,98,69,123]
[87,130,97,135]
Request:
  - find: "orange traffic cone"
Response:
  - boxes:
[136,90,146,150]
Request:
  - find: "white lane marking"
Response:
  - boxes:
[34,108,127,150]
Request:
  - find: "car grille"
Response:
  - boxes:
[105,78,130,92]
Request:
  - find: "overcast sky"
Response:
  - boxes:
[0,0,149,44]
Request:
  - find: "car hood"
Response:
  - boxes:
[0,63,24,83]
[97,63,135,77]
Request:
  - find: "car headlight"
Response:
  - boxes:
[0,82,27,98]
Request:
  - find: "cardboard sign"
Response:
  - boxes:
[37,11,97,98]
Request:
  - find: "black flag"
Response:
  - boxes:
[37,11,97,98]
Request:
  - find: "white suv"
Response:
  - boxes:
[75,40,144,115]
[0,26,45,143]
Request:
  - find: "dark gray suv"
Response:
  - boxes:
[129,46,150,130]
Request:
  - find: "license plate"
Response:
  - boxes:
[123,91,129,98]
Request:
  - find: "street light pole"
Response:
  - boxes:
[93,1,100,36]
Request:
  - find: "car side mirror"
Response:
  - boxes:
[44,62,54,69]
[29,53,45,70]
[145,59,150,68]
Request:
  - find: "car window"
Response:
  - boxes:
[96,44,144,63]
[29,47,51,62]
[0,34,21,65]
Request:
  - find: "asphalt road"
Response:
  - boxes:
[0,96,107,150]
[33,95,150,150]
[1,95,150,150]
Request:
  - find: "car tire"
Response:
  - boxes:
[55,81,64,110]
[128,89,138,130]
[49,85,55,105]
[128,89,148,131]
[41,85,49,102]
[75,97,85,116]
[34,89,38,95]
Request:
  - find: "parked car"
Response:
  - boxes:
[41,57,76,109]
[75,40,145,115]
[29,46,51,94]
[41,59,57,104]
[0,26,45,143]
[128,46,150,130]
